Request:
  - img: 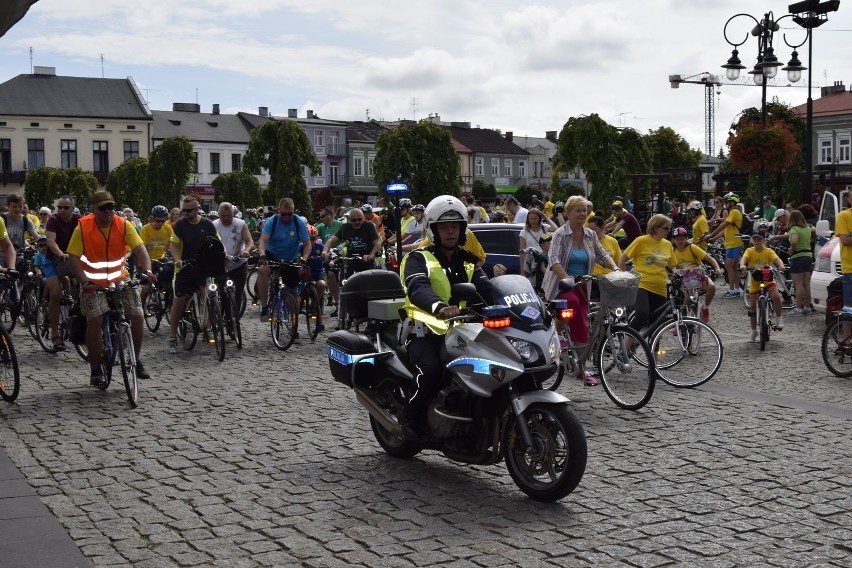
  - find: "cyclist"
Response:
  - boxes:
[361,204,385,240]
[167,196,221,354]
[67,191,156,385]
[739,231,786,341]
[587,215,621,302]
[257,198,311,322]
[700,192,745,298]
[606,200,641,249]
[1,193,39,272]
[44,195,81,351]
[671,226,721,322]
[688,201,710,250]
[315,207,342,312]
[33,234,48,282]
[213,201,254,317]
[139,205,174,311]
[398,195,493,439]
[321,207,382,278]
[305,225,327,333]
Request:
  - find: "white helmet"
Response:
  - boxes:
[424,195,467,246]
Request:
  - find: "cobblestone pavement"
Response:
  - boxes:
[1,294,850,567]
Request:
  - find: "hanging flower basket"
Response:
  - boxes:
[727,120,800,173]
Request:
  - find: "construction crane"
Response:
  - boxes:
[670,71,812,157]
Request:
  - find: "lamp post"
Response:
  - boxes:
[788,0,841,205]
[722,11,806,219]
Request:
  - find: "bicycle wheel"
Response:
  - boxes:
[177,297,198,351]
[117,324,138,408]
[0,327,20,402]
[224,290,243,349]
[822,316,852,377]
[271,290,298,350]
[0,285,17,333]
[22,288,39,341]
[758,295,769,351]
[303,286,321,341]
[34,298,54,353]
[649,318,723,388]
[246,268,259,302]
[208,294,226,362]
[596,324,655,411]
[144,287,163,332]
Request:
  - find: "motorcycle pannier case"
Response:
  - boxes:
[327,330,377,387]
[340,269,404,320]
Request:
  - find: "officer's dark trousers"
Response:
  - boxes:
[405,334,444,417]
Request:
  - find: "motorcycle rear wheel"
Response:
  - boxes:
[370,416,421,459]
[504,403,586,502]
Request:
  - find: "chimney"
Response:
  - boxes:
[259,106,269,117]
[173,102,200,112]
[821,81,846,97]
[505,131,513,141]
[288,108,297,118]
[32,66,56,76]
[307,110,315,119]
[545,131,558,142]
[212,104,220,115]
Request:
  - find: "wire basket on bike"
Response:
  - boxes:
[597,271,640,308]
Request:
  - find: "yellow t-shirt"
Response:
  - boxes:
[67,218,142,257]
[835,209,852,274]
[418,228,486,263]
[592,234,621,276]
[673,244,708,269]
[742,246,780,294]
[692,215,709,250]
[27,212,40,230]
[584,211,595,227]
[0,216,7,241]
[724,208,744,249]
[140,222,174,260]
[544,201,554,217]
[624,235,677,297]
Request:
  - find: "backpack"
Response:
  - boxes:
[196,234,226,278]
[734,212,754,237]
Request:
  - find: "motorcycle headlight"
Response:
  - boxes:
[548,334,560,360]
[508,337,534,362]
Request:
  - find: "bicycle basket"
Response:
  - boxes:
[597,271,640,307]
[673,267,706,289]
[281,263,301,288]
[751,267,773,283]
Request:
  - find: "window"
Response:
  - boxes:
[839,137,851,164]
[367,157,375,177]
[192,152,199,173]
[27,139,45,169]
[63,123,72,128]
[0,139,11,172]
[534,161,545,178]
[92,141,109,172]
[353,157,363,177]
[126,125,136,130]
[232,153,241,172]
[518,160,526,177]
[329,132,339,155]
[504,159,512,177]
[314,130,324,147]
[315,161,324,177]
[60,139,77,169]
[210,152,220,174]
[475,158,484,176]
[820,139,833,164]
[30,122,39,128]
[123,141,139,161]
[329,162,339,185]
[491,158,499,176]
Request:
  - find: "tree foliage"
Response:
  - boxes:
[243,120,319,216]
[553,114,651,208]
[24,167,97,208]
[644,126,702,171]
[64,169,99,206]
[373,120,461,206]
[212,171,262,211]
[148,136,194,209]
[471,180,496,201]
[513,185,538,207]
[23,166,57,208]
[106,157,148,214]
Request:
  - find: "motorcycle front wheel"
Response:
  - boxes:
[504,403,587,502]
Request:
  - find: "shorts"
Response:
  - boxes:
[789,256,814,274]
[174,265,207,298]
[80,279,143,320]
[842,273,852,307]
[311,270,327,282]
[725,247,742,261]
[42,259,58,279]
[747,281,776,295]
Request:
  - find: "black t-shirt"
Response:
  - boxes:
[334,222,380,256]
[172,217,218,260]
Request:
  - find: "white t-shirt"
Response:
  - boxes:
[213,218,248,271]
[513,206,528,225]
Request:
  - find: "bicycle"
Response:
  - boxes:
[548,272,657,411]
[143,258,174,332]
[88,280,142,408]
[245,251,261,306]
[821,312,852,377]
[33,288,88,360]
[0,272,20,403]
[0,267,21,332]
[746,265,783,351]
[175,264,226,361]
[265,259,300,350]
[292,264,323,341]
[218,269,243,350]
[328,250,366,331]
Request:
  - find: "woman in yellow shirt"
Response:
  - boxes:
[688,202,710,250]
[618,214,677,332]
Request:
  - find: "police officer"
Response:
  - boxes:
[398,195,492,440]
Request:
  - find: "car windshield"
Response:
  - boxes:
[474,227,520,255]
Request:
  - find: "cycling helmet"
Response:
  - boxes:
[723,192,740,204]
[424,195,467,247]
[671,226,689,237]
[360,204,373,214]
[489,210,506,222]
[399,198,412,208]
[307,224,319,238]
[412,203,425,212]
[756,218,771,230]
[151,205,169,218]
[689,201,703,211]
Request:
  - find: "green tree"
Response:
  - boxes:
[23,166,61,207]
[212,171,263,211]
[553,114,652,208]
[644,126,702,171]
[471,180,496,201]
[148,136,194,209]
[514,185,538,207]
[243,120,319,216]
[64,169,98,207]
[373,120,461,206]
[551,182,584,204]
[106,157,148,214]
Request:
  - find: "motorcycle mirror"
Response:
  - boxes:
[450,282,477,303]
[558,277,576,293]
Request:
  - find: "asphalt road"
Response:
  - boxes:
[1,292,850,567]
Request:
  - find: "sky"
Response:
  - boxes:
[1,0,850,157]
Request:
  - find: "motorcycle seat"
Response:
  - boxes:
[380,324,410,366]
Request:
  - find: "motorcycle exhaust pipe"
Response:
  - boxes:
[355,388,403,436]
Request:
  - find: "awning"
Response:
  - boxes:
[496,186,519,194]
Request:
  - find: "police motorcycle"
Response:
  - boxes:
[326,269,587,502]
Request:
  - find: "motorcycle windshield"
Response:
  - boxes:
[491,274,548,332]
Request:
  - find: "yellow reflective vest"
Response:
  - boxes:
[401,249,474,335]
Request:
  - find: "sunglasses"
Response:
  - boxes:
[280,212,293,218]
[182,208,197,214]
[153,218,166,223]
[57,205,72,210]
[97,204,115,212]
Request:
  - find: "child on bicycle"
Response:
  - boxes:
[739,231,786,341]
[306,225,327,333]
[670,226,720,322]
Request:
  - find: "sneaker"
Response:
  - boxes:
[722,290,741,298]
[168,337,177,354]
[260,307,270,322]
[841,306,852,315]
[136,361,151,380]
[578,371,598,387]
[750,329,758,342]
[788,308,804,316]
[329,308,338,318]
[559,336,568,350]
[775,316,784,330]
[90,368,106,388]
[316,323,326,334]
[802,306,813,314]
[700,305,710,323]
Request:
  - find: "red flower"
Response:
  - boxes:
[727,120,800,173]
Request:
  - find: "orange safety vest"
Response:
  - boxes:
[79,214,129,287]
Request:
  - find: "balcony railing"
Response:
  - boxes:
[326,143,344,156]
[0,171,26,185]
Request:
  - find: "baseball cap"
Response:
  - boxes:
[90,191,115,209]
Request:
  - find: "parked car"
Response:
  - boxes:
[468,222,522,278]
[810,188,848,314]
